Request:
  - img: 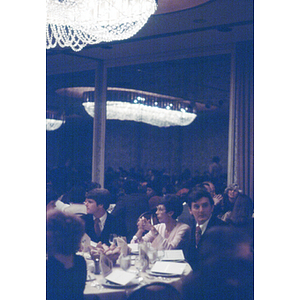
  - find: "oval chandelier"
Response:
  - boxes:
[82,88,197,127]
[56,87,218,128]
[46,0,158,52]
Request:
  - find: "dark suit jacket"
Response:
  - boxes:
[81,212,122,245]
[186,215,227,270]
[111,193,149,241]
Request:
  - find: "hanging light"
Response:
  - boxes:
[46,0,158,52]
[82,88,197,127]
[46,111,66,131]
[56,87,217,128]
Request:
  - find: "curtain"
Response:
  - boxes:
[228,41,254,200]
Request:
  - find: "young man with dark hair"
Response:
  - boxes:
[82,188,123,244]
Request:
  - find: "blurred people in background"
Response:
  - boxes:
[214,183,253,222]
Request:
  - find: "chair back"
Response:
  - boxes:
[138,210,159,225]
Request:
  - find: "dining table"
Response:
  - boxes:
[80,250,193,300]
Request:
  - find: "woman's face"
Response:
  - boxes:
[228,189,239,202]
[156,204,172,223]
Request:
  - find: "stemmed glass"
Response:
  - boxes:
[134,256,145,276]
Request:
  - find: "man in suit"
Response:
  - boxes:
[185,189,226,270]
[81,188,123,244]
[111,179,149,241]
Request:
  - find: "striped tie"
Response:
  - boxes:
[94,218,102,237]
[195,225,202,247]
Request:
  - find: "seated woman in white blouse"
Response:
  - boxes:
[131,195,191,254]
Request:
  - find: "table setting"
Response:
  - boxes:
[78,238,192,300]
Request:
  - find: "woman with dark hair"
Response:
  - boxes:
[47,210,86,300]
[130,194,191,253]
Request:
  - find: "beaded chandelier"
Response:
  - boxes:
[46,0,158,51]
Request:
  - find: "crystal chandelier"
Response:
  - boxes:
[46,111,66,131]
[81,88,197,127]
[46,0,158,51]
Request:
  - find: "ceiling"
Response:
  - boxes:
[46,0,254,120]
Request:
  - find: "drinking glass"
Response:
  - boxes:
[120,255,131,271]
[134,257,145,276]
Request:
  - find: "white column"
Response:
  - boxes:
[92,61,107,188]
[227,47,237,186]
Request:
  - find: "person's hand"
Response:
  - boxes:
[89,246,104,260]
[137,217,152,231]
[213,194,223,205]
[104,245,121,264]
[46,200,56,211]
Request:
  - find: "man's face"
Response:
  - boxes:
[84,198,98,215]
[227,189,239,202]
[189,197,214,225]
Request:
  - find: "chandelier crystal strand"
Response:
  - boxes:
[46,0,157,51]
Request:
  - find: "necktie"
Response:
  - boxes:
[94,218,102,237]
[195,225,202,247]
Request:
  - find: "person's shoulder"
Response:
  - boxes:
[177,222,191,230]
[81,213,92,222]
[75,254,86,264]
[209,215,227,227]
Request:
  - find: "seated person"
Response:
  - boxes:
[201,181,224,206]
[185,189,226,270]
[111,179,149,241]
[214,183,253,221]
[81,188,124,244]
[47,210,86,300]
[130,194,191,255]
[226,194,254,242]
[182,226,254,300]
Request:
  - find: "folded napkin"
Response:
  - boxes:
[150,261,186,275]
[105,269,136,286]
[116,237,131,256]
[100,253,113,277]
[161,250,185,261]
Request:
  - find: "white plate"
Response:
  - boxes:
[100,278,140,288]
[146,270,181,277]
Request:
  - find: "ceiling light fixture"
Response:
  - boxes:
[56,87,217,127]
[46,0,158,52]
[46,111,66,131]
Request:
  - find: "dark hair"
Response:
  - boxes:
[85,188,111,210]
[229,196,254,224]
[123,179,139,194]
[158,194,183,219]
[187,190,214,208]
[46,210,85,256]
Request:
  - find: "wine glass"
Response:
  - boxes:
[134,257,145,276]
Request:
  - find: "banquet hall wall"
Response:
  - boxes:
[46,110,228,178]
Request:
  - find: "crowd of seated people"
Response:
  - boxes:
[46,165,254,299]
